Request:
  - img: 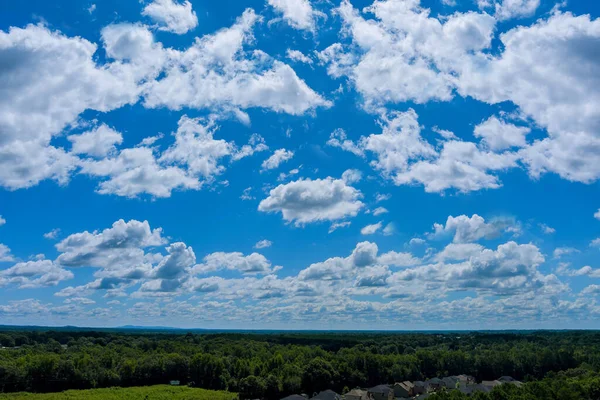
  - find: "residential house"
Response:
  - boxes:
[426,378,444,392]
[481,380,502,391]
[497,376,522,386]
[393,381,414,398]
[343,388,368,400]
[367,385,393,400]
[413,381,427,395]
[457,374,476,384]
[441,376,459,389]
[310,390,341,400]
[281,396,308,400]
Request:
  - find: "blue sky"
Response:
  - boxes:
[0,0,599,329]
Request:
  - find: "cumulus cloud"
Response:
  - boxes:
[68,125,123,158]
[142,0,198,35]
[254,240,273,249]
[329,221,351,233]
[474,116,531,151]
[0,244,14,262]
[267,0,323,31]
[258,175,364,226]
[0,11,329,193]
[0,259,74,289]
[371,207,388,216]
[262,149,294,171]
[286,49,313,65]
[196,252,273,275]
[595,209,600,220]
[361,222,382,235]
[0,216,5,226]
[431,214,517,243]
[494,0,540,20]
[553,247,580,258]
[44,229,61,240]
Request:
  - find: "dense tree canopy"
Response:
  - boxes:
[0,330,599,399]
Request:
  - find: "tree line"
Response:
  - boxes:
[1,330,600,399]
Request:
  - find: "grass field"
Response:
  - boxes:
[0,385,238,400]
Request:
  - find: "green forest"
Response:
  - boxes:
[1,329,600,399]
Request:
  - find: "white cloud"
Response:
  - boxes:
[329,221,351,233]
[142,0,199,35]
[341,169,362,184]
[591,238,600,248]
[0,244,13,262]
[286,49,313,65]
[0,259,74,289]
[539,223,556,234]
[361,222,382,235]
[594,209,600,220]
[409,238,426,246]
[0,216,5,226]
[88,4,96,14]
[258,175,364,226]
[196,252,273,275]
[434,243,485,262]
[262,149,294,171]
[241,187,255,200]
[553,247,580,258]
[375,193,391,203]
[144,9,331,116]
[267,0,322,31]
[68,125,123,158]
[372,207,388,216]
[327,128,364,157]
[44,229,61,240]
[474,116,531,151]
[378,251,420,267]
[494,0,540,21]
[254,240,273,249]
[432,214,517,243]
[382,222,396,236]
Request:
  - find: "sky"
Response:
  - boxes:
[0,0,599,330]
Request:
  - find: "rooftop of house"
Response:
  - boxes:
[281,395,308,400]
[368,384,392,394]
[310,390,340,400]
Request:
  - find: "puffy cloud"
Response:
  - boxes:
[351,241,379,267]
[595,209,600,220]
[0,259,73,288]
[434,243,485,262]
[286,49,313,65]
[394,241,547,295]
[254,240,273,249]
[474,116,531,151]
[196,252,273,275]
[267,0,322,31]
[378,251,420,267]
[143,9,331,115]
[432,214,517,243]
[327,128,364,157]
[539,223,556,234]
[258,175,364,226]
[361,222,382,235]
[0,216,4,226]
[0,244,13,262]
[68,125,123,158]
[591,238,600,248]
[80,146,200,198]
[44,229,61,240]
[355,265,390,287]
[329,221,351,233]
[341,169,362,184]
[371,207,388,216]
[553,247,580,258]
[142,0,198,35]
[581,285,600,296]
[56,219,165,270]
[557,265,600,278]
[326,0,496,108]
[262,149,294,171]
[494,0,540,21]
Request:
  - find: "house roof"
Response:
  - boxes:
[281,396,307,400]
[427,378,443,384]
[345,388,368,395]
[368,384,392,394]
[310,390,340,400]
[395,381,414,391]
[498,376,517,382]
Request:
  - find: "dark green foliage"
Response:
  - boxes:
[0,329,599,399]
